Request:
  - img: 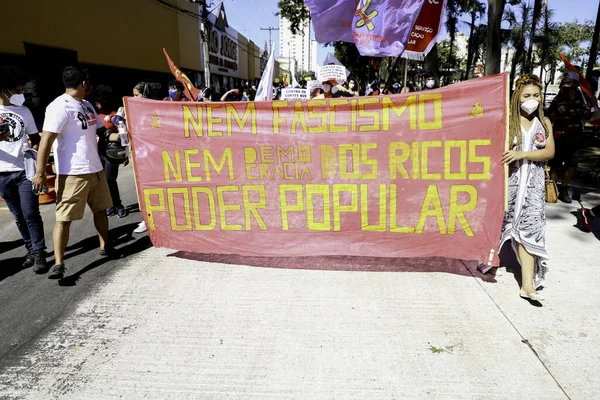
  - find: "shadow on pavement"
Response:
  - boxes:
[167,251,497,282]
[57,224,151,287]
[570,210,600,241]
[498,242,522,288]
[0,256,28,282]
[58,235,152,287]
[0,239,24,255]
[60,223,141,263]
[125,203,140,215]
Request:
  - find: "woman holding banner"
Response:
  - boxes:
[131,82,153,234]
[500,75,555,302]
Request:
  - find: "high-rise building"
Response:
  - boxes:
[279,16,318,73]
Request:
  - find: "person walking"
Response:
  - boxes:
[500,75,555,302]
[348,79,360,96]
[163,80,189,102]
[130,82,152,234]
[422,73,437,90]
[33,66,114,280]
[94,92,128,219]
[0,65,47,272]
[547,72,592,203]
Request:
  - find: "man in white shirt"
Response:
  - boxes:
[33,66,113,280]
[0,65,47,272]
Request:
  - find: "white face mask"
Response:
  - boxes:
[349,83,355,89]
[322,84,332,92]
[7,90,25,107]
[520,99,539,115]
[426,80,435,88]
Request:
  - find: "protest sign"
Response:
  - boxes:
[124,73,508,264]
[307,81,323,91]
[317,65,347,83]
[281,88,310,100]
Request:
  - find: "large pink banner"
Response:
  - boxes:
[124,73,508,263]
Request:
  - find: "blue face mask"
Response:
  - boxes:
[168,89,178,99]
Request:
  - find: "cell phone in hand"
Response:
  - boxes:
[32,184,49,196]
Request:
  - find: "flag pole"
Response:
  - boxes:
[403,58,409,88]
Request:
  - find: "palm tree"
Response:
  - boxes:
[460,0,487,79]
[485,0,521,75]
[534,7,560,94]
[445,0,461,69]
[525,0,545,73]
[505,2,533,87]
[472,24,489,68]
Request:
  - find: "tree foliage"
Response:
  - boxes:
[333,42,372,84]
[534,7,560,88]
[277,0,597,86]
[277,0,310,36]
[558,20,595,66]
[505,2,532,85]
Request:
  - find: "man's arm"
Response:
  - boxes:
[32,131,57,192]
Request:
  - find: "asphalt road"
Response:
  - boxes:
[0,165,151,361]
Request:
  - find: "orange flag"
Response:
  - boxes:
[163,48,202,101]
[558,52,593,99]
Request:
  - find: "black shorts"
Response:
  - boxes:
[550,134,579,169]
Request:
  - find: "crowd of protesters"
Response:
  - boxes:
[1,61,599,288]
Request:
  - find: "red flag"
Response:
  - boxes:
[163,48,201,101]
[401,0,447,60]
[558,52,593,99]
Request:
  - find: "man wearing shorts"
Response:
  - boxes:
[33,66,113,280]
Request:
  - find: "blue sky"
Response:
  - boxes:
[223,0,598,65]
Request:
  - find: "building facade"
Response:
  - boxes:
[1,0,276,122]
[279,17,318,74]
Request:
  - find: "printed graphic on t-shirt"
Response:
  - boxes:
[0,111,25,142]
[77,104,98,130]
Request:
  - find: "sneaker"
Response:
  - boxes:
[133,221,147,234]
[22,253,35,268]
[32,253,49,274]
[116,207,128,218]
[580,208,593,232]
[100,247,120,259]
[48,265,66,279]
[558,187,572,204]
[106,207,116,217]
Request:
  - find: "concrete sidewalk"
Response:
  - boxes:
[0,191,599,399]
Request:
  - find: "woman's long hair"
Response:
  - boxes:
[133,81,153,99]
[509,74,551,150]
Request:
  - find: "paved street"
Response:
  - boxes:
[0,165,151,361]
[1,166,599,399]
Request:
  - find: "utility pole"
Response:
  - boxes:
[200,1,211,88]
[261,27,279,55]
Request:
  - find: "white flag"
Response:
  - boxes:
[291,59,300,88]
[255,43,276,101]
